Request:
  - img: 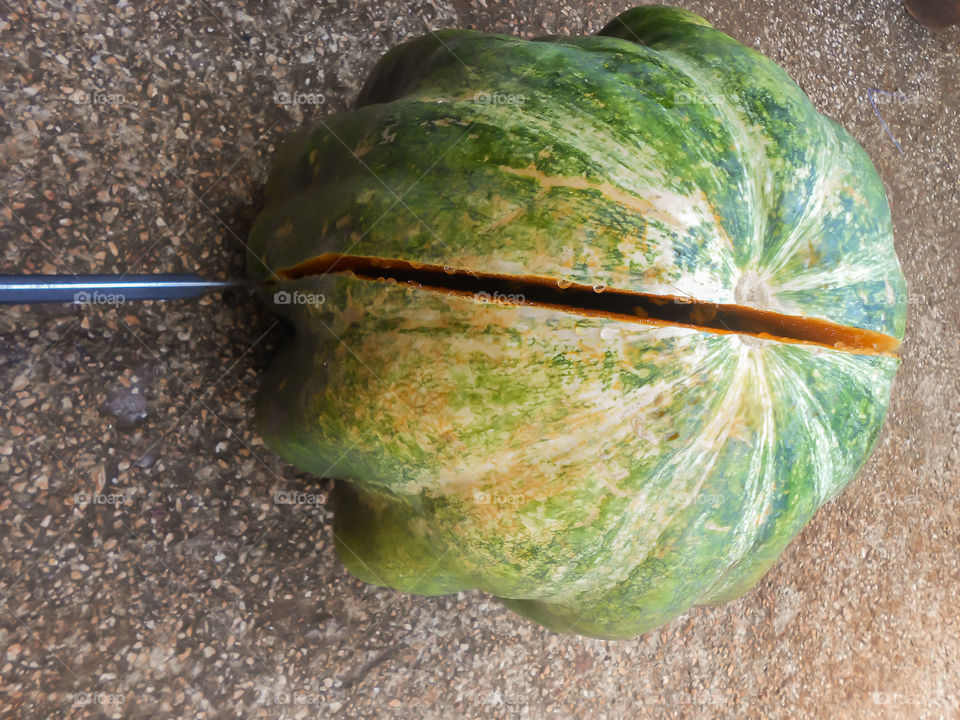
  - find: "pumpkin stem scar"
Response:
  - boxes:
[272,253,900,357]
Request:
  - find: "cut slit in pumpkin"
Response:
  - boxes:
[272,253,900,357]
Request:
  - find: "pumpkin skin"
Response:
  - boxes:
[248,6,906,639]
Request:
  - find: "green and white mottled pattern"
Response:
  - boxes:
[248,6,906,638]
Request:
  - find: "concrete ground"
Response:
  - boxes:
[1,1,958,718]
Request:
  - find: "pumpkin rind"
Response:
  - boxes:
[248,6,905,639]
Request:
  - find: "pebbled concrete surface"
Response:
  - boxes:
[1,1,958,719]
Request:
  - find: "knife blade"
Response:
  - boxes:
[0,274,249,304]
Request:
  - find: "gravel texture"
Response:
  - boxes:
[1,1,958,719]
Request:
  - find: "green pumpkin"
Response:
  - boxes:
[248,6,906,639]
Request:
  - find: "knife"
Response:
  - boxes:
[0,274,250,304]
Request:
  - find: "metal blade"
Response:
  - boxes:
[0,274,249,304]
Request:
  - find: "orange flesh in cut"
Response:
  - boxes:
[274,253,901,357]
